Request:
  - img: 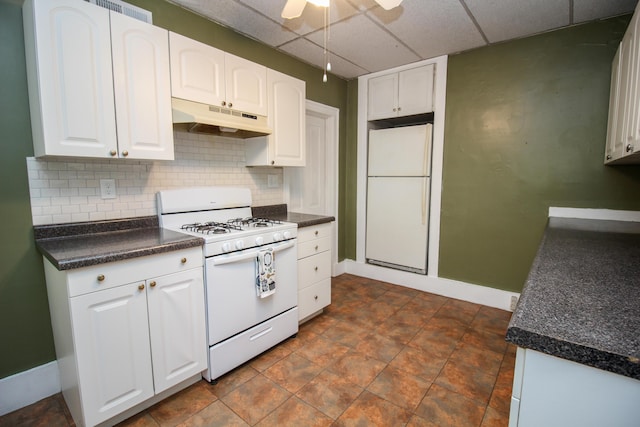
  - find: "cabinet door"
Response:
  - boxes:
[605,48,622,163]
[613,30,635,160]
[70,282,154,426]
[367,73,398,120]
[269,69,306,166]
[169,31,226,107]
[398,64,434,116]
[225,53,268,116]
[110,12,174,160]
[147,268,207,393]
[24,0,117,158]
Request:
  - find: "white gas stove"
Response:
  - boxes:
[157,187,299,382]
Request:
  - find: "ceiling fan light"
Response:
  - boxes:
[375,0,403,10]
[308,0,329,7]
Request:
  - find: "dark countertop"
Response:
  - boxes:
[252,204,335,228]
[35,216,203,271]
[506,217,640,380]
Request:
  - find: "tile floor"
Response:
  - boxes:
[0,274,515,427]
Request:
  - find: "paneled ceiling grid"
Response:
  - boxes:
[167,0,639,79]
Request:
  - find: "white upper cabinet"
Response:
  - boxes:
[245,69,306,166]
[22,0,174,160]
[367,64,434,121]
[169,32,268,116]
[605,5,640,164]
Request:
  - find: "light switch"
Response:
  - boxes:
[100,179,117,199]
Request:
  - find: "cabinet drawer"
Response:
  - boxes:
[298,236,331,259]
[298,251,331,290]
[66,247,202,297]
[298,279,331,321]
[297,223,332,244]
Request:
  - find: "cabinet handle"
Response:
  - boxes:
[150,281,156,288]
[97,274,105,282]
[271,160,275,165]
[626,144,633,153]
[109,150,117,157]
[138,284,145,291]
[314,230,319,236]
[228,102,233,108]
[181,257,187,264]
[222,101,226,107]
[315,245,319,251]
[314,295,318,300]
[122,150,129,157]
[393,108,397,112]
[314,266,318,271]
[397,107,402,112]
[606,154,612,160]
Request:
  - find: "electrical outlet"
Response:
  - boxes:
[510,296,519,311]
[267,174,279,188]
[100,179,117,199]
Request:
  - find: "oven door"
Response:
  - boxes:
[205,239,297,346]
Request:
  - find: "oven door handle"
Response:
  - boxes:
[211,240,295,266]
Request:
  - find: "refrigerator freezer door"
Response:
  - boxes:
[368,124,432,177]
[365,176,429,273]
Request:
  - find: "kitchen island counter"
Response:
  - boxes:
[35,216,203,271]
[506,217,640,380]
[252,204,335,228]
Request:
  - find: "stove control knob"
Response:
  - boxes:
[235,240,245,250]
[273,232,282,241]
[283,231,292,240]
[221,242,232,253]
[255,236,264,246]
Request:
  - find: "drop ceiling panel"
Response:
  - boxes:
[280,37,368,78]
[306,13,421,72]
[368,0,486,59]
[464,0,571,43]
[573,0,637,23]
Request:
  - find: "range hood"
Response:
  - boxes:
[172,98,272,138]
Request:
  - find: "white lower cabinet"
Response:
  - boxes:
[297,222,333,321]
[44,247,206,427]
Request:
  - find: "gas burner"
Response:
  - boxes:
[227,217,284,228]
[181,222,242,235]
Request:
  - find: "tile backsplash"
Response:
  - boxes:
[27,131,283,226]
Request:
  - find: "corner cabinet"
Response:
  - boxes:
[169,31,268,116]
[367,64,434,121]
[44,247,206,427]
[297,223,332,321]
[605,3,640,164]
[22,0,174,160]
[245,69,306,166]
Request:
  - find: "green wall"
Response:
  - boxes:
[0,1,56,378]
[439,16,640,293]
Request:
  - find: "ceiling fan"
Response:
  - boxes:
[281,0,403,19]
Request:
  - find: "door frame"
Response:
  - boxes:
[284,99,339,275]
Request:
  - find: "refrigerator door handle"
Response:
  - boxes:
[422,178,427,225]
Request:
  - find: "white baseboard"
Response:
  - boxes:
[549,207,640,222]
[0,361,61,416]
[342,260,519,312]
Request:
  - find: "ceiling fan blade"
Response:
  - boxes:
[282,0,307,19]
[374,0,403,10]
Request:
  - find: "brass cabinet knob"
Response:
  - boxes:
[149,281,157,288]
[109,150,117,157]
[138,284,145,291]
[181,257,187,264]
[122,150,129,157]
[97,274,105,282]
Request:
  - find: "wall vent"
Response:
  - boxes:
[86,0,152,24]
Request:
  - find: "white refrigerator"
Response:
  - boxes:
[366,124,432,274]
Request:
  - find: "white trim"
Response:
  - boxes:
[0,361,61,416]
[549,207,640,222]
[285,99,340,276]
[343,260,519,312]
[356,55,448,277]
